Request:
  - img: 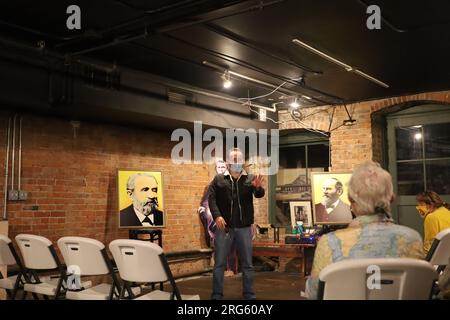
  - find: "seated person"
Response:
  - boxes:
[415,191,450,254]
[305,161,424,299]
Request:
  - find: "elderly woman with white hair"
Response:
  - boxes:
[305,161,424,299]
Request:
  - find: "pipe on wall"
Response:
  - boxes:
[18,116,22,191]
[3,117,11,220]
[11,114,17,192]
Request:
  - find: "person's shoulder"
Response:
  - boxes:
[424,210,441,223]
[315,203,324,208]
[120,204,133,214]
[433,206,450,218]
[337,199,350,208]
[391,223,423,242]
[213,173,226,181]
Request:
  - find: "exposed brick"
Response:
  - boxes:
[279,89,450,171]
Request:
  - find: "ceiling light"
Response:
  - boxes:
[221,70,232,89]
[292,38,389,88]
[203,61,302,97]
[290,98,300,109]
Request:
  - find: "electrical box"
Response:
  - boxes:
[18,190,29,201]
[7,190,19,201]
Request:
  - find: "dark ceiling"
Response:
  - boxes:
[1,0,450,109]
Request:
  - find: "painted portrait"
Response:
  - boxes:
[311,172,353,225]
[118,170,165,228]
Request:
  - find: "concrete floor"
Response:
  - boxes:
[176,271,307,300]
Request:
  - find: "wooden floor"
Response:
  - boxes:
[176,271,307,300]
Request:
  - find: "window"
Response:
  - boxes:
[270,131,329,227]
[395,122,450,195]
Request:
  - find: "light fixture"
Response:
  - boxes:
[203,61,302,97]
[414,132,422,140]
[292,38,389,88]
[221,70,232,89]
[290,97,300,109]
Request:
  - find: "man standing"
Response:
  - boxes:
[208,148,265,300]
[314,177,352,224]
[120,173,164,227]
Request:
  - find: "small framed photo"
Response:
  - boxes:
[117,170,165,229]
[289,201,312,228]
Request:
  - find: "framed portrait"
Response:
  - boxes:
[289,201,312,228]
[311,172,353,225]
[117,170,165,229]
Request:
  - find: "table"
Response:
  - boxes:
[252,240,316,276]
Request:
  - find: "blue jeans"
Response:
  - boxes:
[211,226,255,300]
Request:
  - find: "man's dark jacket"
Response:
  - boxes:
[208,172,265,227]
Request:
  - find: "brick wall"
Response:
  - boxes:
[279,90,450,171]
[0,112,268,275]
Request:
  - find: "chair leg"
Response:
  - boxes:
[119,283,126,300]
[21,291,27,300]
[11,273,23,300]
[32,292,39,300]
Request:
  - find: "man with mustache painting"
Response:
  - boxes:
[314,177,352,224]
[120,173,164,227]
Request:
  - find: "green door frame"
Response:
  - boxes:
[387,104,450,231]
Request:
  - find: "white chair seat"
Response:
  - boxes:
[24,278,92,296]
[135,290,200,300]
[66,283,141,300]
[0,275,18,290]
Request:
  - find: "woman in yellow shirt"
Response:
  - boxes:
[416,191,450,254]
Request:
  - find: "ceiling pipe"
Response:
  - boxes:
[292,38,389,88]
[162,76,277,112]
[203,22,322,75]
[203,60,316,108]
[161,35,339,105]
[69,0,285,56]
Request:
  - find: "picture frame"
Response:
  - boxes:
[289,201,312,228]
[311,172,353,225]
[117,169,166,229]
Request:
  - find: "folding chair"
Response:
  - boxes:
[426,228,450,273]
[0,235,30,299]
[109,239,200,300]
[15,234,90,299]
[57,236,141,300]
[318,258,437,300]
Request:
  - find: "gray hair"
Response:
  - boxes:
[328,178,343,194]
[126,173,157,192]
[348,161,393,215]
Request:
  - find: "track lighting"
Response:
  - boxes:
[290,97,300,109]
[221,70,232,89]
[292,38,389,88]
